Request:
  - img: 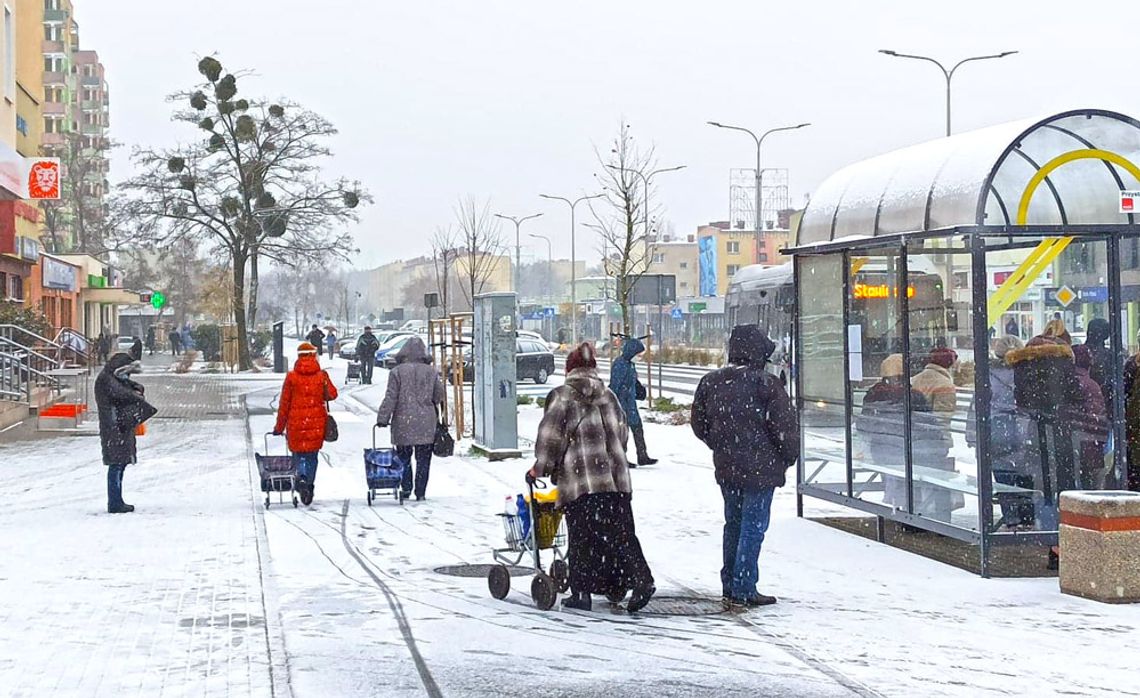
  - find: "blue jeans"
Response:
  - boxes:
[294,452,319,483]
[396,445,433,498]
[720,486,775,600]
[107,465,126,509]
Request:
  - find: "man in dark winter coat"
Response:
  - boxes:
[1084,318,1113,407]
[306,325,326,357]
[95,352,157,513]
[355,326,381,384]
[609,337,656,467]
[691,324,799,610]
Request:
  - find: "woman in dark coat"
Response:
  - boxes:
[95,351,157,513]
[531,342,655,613]
[1071,345,1109,489]
[857,354,930,510]
[1006,320,1083,567]
[376,337,446,501]
[608,337,656,467]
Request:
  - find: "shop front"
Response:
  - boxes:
[789,109,1140,576]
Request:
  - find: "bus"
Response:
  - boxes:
[725,260,948,387]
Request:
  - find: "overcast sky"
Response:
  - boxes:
[83,0,1135,270]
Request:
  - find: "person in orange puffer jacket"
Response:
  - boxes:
[274,342,337,505]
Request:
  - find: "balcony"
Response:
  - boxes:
[42,132,64,146]
[43,71,66,86]
[42,40,65,54]
[43,102,66,116]
[80,76,101,87]
[44,8,68,22]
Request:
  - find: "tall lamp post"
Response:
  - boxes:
[707,121,810,264]
[539,193,603,345]
[494,212,543,322]
[603,164,686,242]
[878,49,1018,136]
[528,233,553,308]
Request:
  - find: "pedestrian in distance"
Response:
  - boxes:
[144,326,156,357]
[1084,318,1114,407]
[326,329,337,361]
[95,343,157,514]
[356,326,381,384]
[908,347,963,523]
[96,331,111,364]
[273,342,338,506]
[376,336,446,501]
[1125,329,1140,493]
[530,342,656,614]
[608,336,657,467]
[1070,344,1109,489]
[690,325,798,611]
[168,327,181,356]
[306,324,326,358]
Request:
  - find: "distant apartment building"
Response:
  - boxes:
[648,238,699,298]
[361,249,513,319]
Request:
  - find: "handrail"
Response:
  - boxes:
[0,324,59,348]
[0,336,62,369]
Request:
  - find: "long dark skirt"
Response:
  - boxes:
[562,492,654,596]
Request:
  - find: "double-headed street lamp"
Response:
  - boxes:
[707,121,810,264]
[878,49,1018,136]
[494,212,543,321]
[602,164,687,243]
[539,193,604,345]
[528,233,553,308]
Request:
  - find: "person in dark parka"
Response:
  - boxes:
[691,325,799,610]
[376,337,446,501]
[95,351,157,513]
[609,337,656,467]
[1084,318,1113,407]
[306,325,326,357]
[355,326,381,384]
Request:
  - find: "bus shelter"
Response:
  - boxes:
[787,109,1140,576]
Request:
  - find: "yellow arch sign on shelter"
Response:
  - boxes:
[985,149,1140,327]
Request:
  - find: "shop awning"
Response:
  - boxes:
[796,109,1140,246]
[82,287,143,304]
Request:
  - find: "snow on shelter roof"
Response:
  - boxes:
[796,109,1140,246]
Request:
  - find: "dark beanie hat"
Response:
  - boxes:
[565,342,597,373]
[928,347,957,369]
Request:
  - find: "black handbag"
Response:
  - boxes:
[635,379,647,401]
[323,375,339,442]
[433,420,455,457]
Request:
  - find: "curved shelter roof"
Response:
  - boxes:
[797,109,1140,246]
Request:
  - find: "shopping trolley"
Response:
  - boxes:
[487,476,568,610]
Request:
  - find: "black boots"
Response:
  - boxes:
[562,592,592,611]
[108,504,135,514]
[627,584,656,614]
[630,425,657,466]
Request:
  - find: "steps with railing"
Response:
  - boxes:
[0,324,90,369]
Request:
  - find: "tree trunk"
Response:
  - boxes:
[231,248,253,371]
[248,246,260,330]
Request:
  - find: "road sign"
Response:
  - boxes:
[1055,285,1076,308]
[1044,286,1107,306]
[671,307,683,320]
[543,306,556,319]
[150,291,166,310]
[688,301,707,314]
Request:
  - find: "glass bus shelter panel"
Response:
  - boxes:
[797,255,848,491]
[848,247,906,507]
[905,240,979,530]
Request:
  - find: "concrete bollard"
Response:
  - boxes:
[1059,490,1140,603]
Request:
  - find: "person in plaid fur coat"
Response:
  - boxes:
[529,342,656,614]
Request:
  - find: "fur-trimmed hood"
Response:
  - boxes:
[1005,341,1074,367]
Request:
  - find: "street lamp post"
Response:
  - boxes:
[527,233,553,308]
[603,164,686,243]
[494,212,543,322]
[707,121,810,264]
[878,49,1018,136]
[539,193,603,346]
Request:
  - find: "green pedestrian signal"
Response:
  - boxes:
[151,291,166,310]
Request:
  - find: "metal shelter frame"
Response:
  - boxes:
[787,109,1140,576]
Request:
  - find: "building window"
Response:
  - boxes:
[44,0,61,10]
[679,262,688,269]
[727,264,741,277]
[3,7,14,101]
[652,253,664,264]
[680,281,689,290]
[726,241,740,255]
[759,252,769,262]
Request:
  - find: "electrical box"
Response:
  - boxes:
[473,293,519,457]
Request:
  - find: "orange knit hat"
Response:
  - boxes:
[297,342,318,355]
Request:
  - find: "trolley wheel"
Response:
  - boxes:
[606,588,628,604]
[531,572,557,611]
[550,559,570,593]
[488,564,511,600]
[367,491,374,506]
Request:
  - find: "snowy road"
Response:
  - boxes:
[3,354,1140,697]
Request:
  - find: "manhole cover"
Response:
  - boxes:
[636,595,727,617]
[434,564,533,578]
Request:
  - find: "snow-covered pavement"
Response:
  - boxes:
[3,355,1140,697]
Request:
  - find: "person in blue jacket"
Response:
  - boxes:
[609,336,657,467]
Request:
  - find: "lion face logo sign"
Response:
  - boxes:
[28,160,61,200]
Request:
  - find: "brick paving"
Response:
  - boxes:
[0,370,288,697]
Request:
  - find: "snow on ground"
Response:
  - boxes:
[2,350,1138,696]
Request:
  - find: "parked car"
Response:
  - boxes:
[451,338,555,385]
[517,329,557,351]
[375,334,426,369]
[338,337,359,360]
[116,336,138,352]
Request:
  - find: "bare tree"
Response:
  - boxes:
[588,122,660,335]
[120,56,368,369]
[453,198,506,311]
[40,132,114,255]
[431,226,460,316]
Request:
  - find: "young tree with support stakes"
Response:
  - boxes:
[588,122,661,336]
[453,198,506,312]
[122,56,368,370]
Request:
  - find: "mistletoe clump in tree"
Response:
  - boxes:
[124,56,368,370]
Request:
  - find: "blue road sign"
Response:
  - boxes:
[671,307,683,320]
[543,306,556,318]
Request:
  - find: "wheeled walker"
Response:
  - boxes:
[487,476,569,610]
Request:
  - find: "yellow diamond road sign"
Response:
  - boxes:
[1056,285,1076,308]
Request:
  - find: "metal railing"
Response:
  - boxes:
[0,351,25,402]
[0,336,64,406]
[0,325,90,369]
